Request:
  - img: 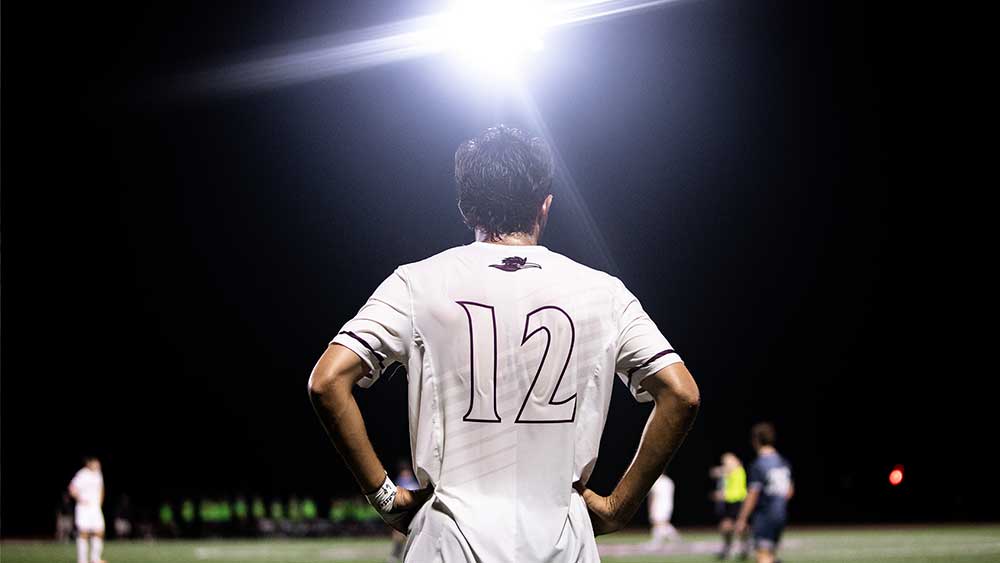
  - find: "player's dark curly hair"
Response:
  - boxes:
[455,125,554,239]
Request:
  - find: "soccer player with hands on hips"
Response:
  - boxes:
[309,125,700,562]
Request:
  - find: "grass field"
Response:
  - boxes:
[3,526,999,562]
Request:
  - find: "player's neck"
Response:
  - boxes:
[758,445,776,456]
[475,230,540,246]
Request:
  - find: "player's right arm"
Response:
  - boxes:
[735,463,763,533]
[734,488,759,534]
[308,344,431,533]
[308,344,386,492]
[577,362,700,535]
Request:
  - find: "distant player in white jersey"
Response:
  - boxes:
[68,457,106,563]
[647,473,680,546]
[309,125,700,562]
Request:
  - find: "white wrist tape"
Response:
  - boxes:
[366,474,397,514]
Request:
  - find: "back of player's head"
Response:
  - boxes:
[83,456,101,469]
[751,422,777,448]
[455,125,554,239]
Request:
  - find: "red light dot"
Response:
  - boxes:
[889,466,904,486]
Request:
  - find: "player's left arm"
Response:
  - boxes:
[308,343,431,533]
[577,362,699,535]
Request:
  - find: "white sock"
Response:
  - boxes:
[90,536,103,562]
[77,537,89,563]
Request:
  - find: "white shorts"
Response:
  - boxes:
[403,493,600,563]
[75,505,105,533]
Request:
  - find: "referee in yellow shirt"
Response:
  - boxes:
[712,452,748,560]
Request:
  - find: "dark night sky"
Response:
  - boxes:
[1,1,986,536]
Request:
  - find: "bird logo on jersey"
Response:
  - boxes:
[489,256,542,272]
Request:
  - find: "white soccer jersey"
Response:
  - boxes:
[332,242,682,562]
[70,468,103,507]
[70,468,105,532]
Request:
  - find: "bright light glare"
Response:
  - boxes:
[437,0,549,77]
[181,0,686,95]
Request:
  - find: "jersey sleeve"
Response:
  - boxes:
[613,279,683,403]
[331,267,413,388]
[747,461,765,491]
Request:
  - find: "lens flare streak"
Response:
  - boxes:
[182,0,686,95]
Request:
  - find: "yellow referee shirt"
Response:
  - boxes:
[724,466,748,503]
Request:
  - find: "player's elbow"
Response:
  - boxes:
[645,363,700,414]
[307,369,333,398]
[307,366,348,401]
[675,374,700,413]
[308,344,368,402]
[665,367,700,414]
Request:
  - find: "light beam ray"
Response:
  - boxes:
[511,86,621,276]
[182,15,445,96]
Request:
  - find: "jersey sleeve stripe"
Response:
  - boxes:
[338,330,387,371]
[627,349,676,385]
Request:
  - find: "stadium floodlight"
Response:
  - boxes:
[435,0,549,79]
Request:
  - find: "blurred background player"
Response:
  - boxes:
[158,501,178,538]
[112,494,132,539]
[647,471,680,546]
[712,452,748,560]
[387,461,420,563]
[736,423,793,563]
[68,456,106,563]
[56,492,75,541]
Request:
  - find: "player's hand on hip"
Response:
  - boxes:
[382,485,434,535]
[574,482,624,536]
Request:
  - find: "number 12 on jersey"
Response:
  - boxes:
[457,302,577,424]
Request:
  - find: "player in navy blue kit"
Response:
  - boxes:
[735,423,793,563]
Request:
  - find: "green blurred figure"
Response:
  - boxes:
[233,496,249,536]
[329,499,350,534]
[233,497,249,521]
[251,497,266,519]
[302,497,318,520]
[180,499,196,538]
[250,496,267,537]
[158,502,177,538]
[198,499,211,522]
[218,498,233,536]
[199,499,219,537]
[218,499,232,522]
[288,496,302,522]
[270,498,285,520]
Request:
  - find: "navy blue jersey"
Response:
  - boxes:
[748,452,792,518]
